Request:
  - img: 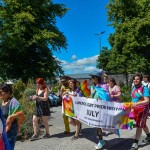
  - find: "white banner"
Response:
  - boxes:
[63,95,133,129]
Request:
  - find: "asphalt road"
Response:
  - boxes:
[15,106,150,150]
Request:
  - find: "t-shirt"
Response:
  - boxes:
[131,84,149,102]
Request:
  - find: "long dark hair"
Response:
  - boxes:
[109,78,117,85]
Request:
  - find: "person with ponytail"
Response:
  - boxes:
[30,78,51,141]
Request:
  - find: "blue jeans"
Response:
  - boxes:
[7,122,18,150]
[49,94,59,106]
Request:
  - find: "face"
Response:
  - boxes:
[91,76,98,84]
[0,90,11,101]
[37,83,43,89]
[109,80,114,87]
[69,82,75,89]
[143,77,148,82]
[61,80,67,86]
[104,77,108,83]
[133,76,141,86]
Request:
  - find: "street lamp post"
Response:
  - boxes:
[94,31,105,52]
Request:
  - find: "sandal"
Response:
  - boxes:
[29,135,39,141]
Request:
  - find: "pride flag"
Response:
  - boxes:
[76,80,91,97]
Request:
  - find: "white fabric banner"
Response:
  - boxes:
[63,95,132,129]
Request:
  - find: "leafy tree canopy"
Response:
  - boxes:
[0,0,68,82]
[104,0,150,75]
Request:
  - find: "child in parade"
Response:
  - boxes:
[89,70,110,150]
[130,73,150,150]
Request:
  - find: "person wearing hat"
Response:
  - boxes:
[89,70,110,150]
[30,78,51,141]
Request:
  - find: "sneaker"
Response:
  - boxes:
[130,143,138,150]
[29,135,39,141]
[94,140,105,150]
[71,135,79,140]
[142,136,150,143]
[42,134,51,139]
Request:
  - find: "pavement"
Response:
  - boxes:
[15,106,150,150]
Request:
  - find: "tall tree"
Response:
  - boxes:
[105,0,150,83]
[0,0,68,81]
[96,47,111,71]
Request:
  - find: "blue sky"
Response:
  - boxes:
[53,0,114,74]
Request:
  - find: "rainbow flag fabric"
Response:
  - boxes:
[76,80,91,97]
[6,98,25,133]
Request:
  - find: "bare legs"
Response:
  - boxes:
[32,115,49,135]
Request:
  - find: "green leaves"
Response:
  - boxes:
[97,0,150,85]
[0,0,67,81]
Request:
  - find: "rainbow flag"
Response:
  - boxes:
[76,80,91,97]
[7,98,25,133]
[63,96,74,117]
[119,102,134,130]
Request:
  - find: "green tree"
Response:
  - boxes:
[96,47,111,70]
[105,0,150,83]
[0,0,68,82]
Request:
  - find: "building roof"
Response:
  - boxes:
[66,73,90,79]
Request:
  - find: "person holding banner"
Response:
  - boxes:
[63,79,82,140]
[60,76,71,135]
[130,73,150,150]
[89,70,110,150]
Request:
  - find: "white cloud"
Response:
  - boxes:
[59,55,99,74]
[71,55,77,60]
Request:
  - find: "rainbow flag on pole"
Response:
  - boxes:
[76,80,91,97]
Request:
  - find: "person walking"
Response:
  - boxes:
[130,73,150,150]
[89,70,110,150]
[0,84,25,150]
[30,78,51,141]
[60,76,71,135]
[63,79,82,140]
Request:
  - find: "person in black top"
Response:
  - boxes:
[30,78,50,141]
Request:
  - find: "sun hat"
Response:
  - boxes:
[89,69,105,78]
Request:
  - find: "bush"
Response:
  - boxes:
[24,88,36,99]
[12,80,26,100]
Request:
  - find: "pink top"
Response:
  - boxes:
[109,85,121,102]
